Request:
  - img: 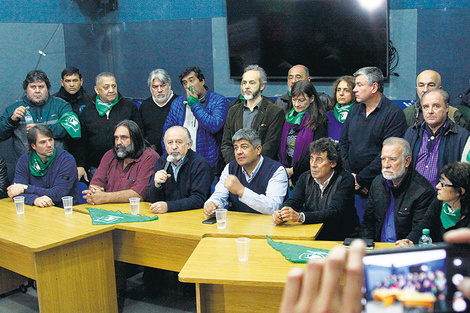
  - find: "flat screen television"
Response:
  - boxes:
[226,0,389,80]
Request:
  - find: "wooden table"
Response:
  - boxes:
[74,203,323,272]
[179,237,395,313]
[0,199,117,312]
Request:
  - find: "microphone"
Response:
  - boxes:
[163,154,175,172]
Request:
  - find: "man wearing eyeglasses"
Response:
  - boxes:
[361,137,435,243]
[405,88,470,188]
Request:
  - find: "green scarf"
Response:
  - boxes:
[96,95,119,116]
[29,149,56,177]
[333,102,354,124]
[440,202,461,229]
[285,107,307,125]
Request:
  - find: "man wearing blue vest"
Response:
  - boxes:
[204,128,288,215]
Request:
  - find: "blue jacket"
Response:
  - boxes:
[405,118,470,176]
[162,90,228,174]
[14,148,80,206]
[0,94,74,159]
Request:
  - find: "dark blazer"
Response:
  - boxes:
[361,169,435,242]
[221,96,284,163]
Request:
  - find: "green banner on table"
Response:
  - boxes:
[267,235,330,263]
[87,207,158,225]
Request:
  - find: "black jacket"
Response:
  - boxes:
[221,96,284,163]
[361,169,435,242]
[76,93,143,169]
[0,156,9,199]
[283,168,360,241]
[408,198,470,243]
[54,87,89,115]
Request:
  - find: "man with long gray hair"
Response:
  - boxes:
[139,68,178,155]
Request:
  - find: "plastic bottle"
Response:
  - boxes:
[419,228,432,247]
[24,109,33,125]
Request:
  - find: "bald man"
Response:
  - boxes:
[275,64,331,113]
[404,70,465,127]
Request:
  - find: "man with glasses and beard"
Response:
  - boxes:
[146,126,213,214]
[0,70,80,160]
[221,65,284,163]
[83,120,158,205]
[361,137,435,243]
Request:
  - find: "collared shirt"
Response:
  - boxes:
[380,178,401,242]
[205,156,288,214]
[170,154,188,182]
[415,126,443,187]
[313,170,335,197]
[90,148,158,197]
[243,100,260,129]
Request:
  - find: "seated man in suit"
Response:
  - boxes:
[146,125,213,214]
[272,138,360,241]
[361,137,435,242]
[7,125,79,207]
[83,120,158,205]
[204,128,288,215]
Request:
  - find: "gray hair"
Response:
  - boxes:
[422,88,450,105]
[383,137,411,161]
[353,67,384,93]
[232,128,261,148]
[147,68,172,88]
[244,65,267,86]
[95,72,115,86]
[164,126,192,144]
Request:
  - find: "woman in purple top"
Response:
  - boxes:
[327,76,356,141]
[278,80,328,185]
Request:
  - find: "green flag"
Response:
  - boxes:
[58,111,81,138]
[87,207,158,225]
[267,235,330,263]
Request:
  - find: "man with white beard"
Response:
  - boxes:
[139,68,178,156]
[361,137,435,243]
[221,65,284,163]
[146,126,213,214]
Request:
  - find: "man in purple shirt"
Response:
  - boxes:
[405,89,469,188]
[361,137,434,242]
[83,119,158,205]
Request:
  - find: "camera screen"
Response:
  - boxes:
[363,248,469,313]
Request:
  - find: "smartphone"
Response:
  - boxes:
[344,238,375,249]
[362,243,470,313]
[202,216,216,224]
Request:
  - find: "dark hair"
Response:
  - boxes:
[331,76,356,104]
[113,120,147,159]
[23,70,51,90]
[440,162,470,215]
[309,137,343,169]
[290,80,328,131]
[422,88,450,105]
[27,125,53,148]
[61,66,82,79]
[179,66,205,85]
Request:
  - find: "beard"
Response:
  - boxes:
[170,150,182,162]
[382,165,406,182]
[28,94,47,106]
[115,143,135,159]
[242,88,261,101]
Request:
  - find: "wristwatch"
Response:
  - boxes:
[299,212,305,224]
[23,185,28,192]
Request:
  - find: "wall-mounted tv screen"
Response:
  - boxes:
[226,0,389,80]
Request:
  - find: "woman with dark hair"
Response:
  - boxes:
[278,80,328,185]
[327,75,356,141]
[397,162,470,246]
